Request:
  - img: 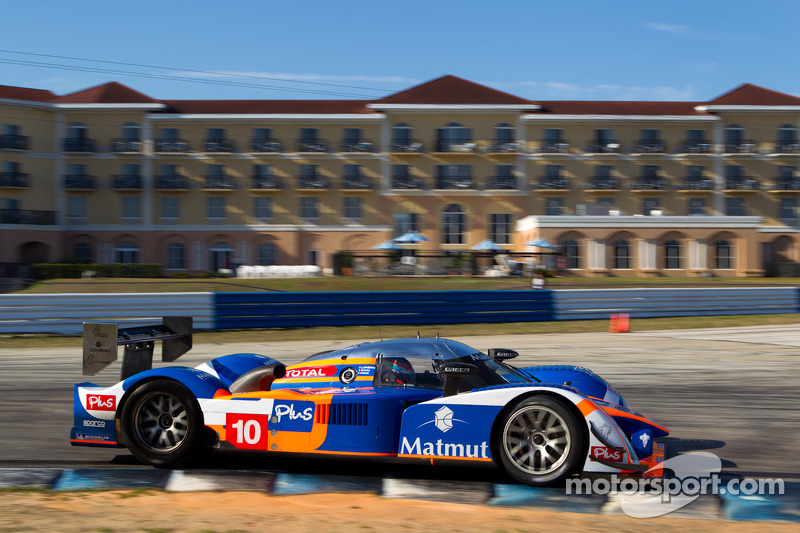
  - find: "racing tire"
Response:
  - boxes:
[495,395,585,486]
[120,380,204,467]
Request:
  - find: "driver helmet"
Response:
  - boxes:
[382,357,415,385]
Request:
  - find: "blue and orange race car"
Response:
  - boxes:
[71,329,667,486]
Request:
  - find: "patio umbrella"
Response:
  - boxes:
[393,231,431,243]
[525,238,559,250]
[471,239,505,251]
[372,240,403,250]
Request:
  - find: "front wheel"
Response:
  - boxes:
[120,380,204,467]
[496,395,585,486]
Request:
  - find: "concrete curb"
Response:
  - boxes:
[1,468,797,523]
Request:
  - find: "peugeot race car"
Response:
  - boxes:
[71,336,667,486]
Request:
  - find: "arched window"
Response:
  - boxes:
[210,242,233,272]
[441,204,466,244]
[258,242,278,266]
[115,241,140,264]
[715,239,733,269]
[562,239,580,269]
[167,242,186,270]
[664,239,681,269]
[74,242,93,263]
[613,239,631,269]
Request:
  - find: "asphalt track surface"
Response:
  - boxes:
[1,324,798,483]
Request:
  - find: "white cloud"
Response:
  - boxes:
[169,70,418,86]
[644,22,689,34]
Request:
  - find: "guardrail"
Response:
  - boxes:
[0,288,797,334]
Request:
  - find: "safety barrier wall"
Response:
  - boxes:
[0,288,797,334]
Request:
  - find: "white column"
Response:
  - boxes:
[516,116,527,191]
[142,117,154,226]
[712,120,725,215]
[588,238,606,270]
[690,239,707,270]
[639,239,656,269]
[192,241,205,271]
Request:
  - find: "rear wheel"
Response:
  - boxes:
[496,395,585,485]
[120,380,203,467]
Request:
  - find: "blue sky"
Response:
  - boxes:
[2,0,799,102]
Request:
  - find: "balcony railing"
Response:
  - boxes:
[298,176,332,189]
[585,177,619,190]
[0,134,29,150]
[677,178,713,190]
[484,176,519,190]
[296,140,331,152]
[534,177,569,190]
[112,175,143,189]
[250,176,284,189]
[205,139,237,152]
[436,142,477,153]
[0,172,29,187]
[630,178,666,190]
[110,139,142,153]
[250,139,284,152]
[676,142,712,154]
[155,140,192,153]
[436,178,474,189]
[391,176,426,189]
[156,176,190,190]
[63,138,96,152]
[391,141,424,153]
[203,176,237,189]
[724,178,760,190]
[631,141,666,154]
[770,179,800,191]
[773,142,800,154]
[488,142,519,153]
[341,140,376,152]
[0,209,56,225]
[341,177,374,189]
[724,141,759,154]
[584,141,621,154]
[539,141,570,153]
[63,175,97,189]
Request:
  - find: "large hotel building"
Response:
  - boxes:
[1,75,799,277]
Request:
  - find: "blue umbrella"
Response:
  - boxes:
[394,231,431,243]
[471,239,505,251]
[372,240,403,250]
[525,238,559,250]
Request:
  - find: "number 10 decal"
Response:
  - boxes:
[226,413,270,450]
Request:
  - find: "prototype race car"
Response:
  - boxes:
[71,326,667,486]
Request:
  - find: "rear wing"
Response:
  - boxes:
[83,316,192,379]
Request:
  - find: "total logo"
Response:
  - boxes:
[591,445,624,463]
[285,366,336,379]
[86,394,116,411]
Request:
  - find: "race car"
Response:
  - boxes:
[71,327,667,486]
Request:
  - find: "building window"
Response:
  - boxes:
[494,123,514,143]
[489,214,512,244]
[664,239,681,269]
[715,240,733,269]
[562,239,580,269]
[437,123,472,151]
[726,197,746,216]
[258,242,277,266]
[778,124,798,148]
[613,240,631,269]
[725,124,744,151]
[207,127,225,141]
[300,127,318,143]
[392,123,413,149]
[688,197,706,216]
[210,242,233,272]
[441,204,466,244]
[74,242,93,263]
[545,197,564,215]
[160,196,180,220]
[393,213,419,237]
[300,196,319,219]
[254,196,272,219]
[342,127,362,147]
[67,196,86,221]
[543,128,563,145]
[167,242,186,270]
[67,122,88,140]
[115,242,140,264]
[436,164,472,189]
[252,127,272,142]
[642,197,661,215]
[343,196,362,219]
[121,196,141,220]
[121,122,140,142]
[779,197,798,220]
[159,127,179,141]
[207,196,226,220]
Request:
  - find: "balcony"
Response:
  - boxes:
[0,134,29,150]
[156,176,190,190]
[203,176,237,190]
[631,141,666,154]
[296,140,331,153]
[341,176,374,190]
[250,139,284,152]
[112,175,143,190]
[724,141,759,154]
[205,139,237,153]
[533,176,569,190]
[770,179,800,191]
[391,141,424,153]
[250,176,284,189]
[63,175,97,190]
[539,141,570,154]
[110,139,142,153]
[584,141,621,154]
[436,177,474,189]
[630,178,667,191]
[341,140,376,153]
[155,140,192,153]
[773,142,800,154]
[676,142,712,154]
[391,176,426,189]
[63,138,97,153]
[585,177,619,190]
[488,142,519,153]
[484,176,519,190]
[436,142,477,153]
[724,178,760,191]
[0,209,56,225]
[0,172,29,188]
[677,178,713,191]
[298,176,332,189]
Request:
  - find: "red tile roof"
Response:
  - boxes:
[706,83,800,106]
[0,84,56,102]
[52,82,160,104]
[160,99,377,114]
[375,75,533,105]
[534,100,708,116]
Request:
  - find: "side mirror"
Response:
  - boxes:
[488,348,519,361]
[441,363,477,397]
